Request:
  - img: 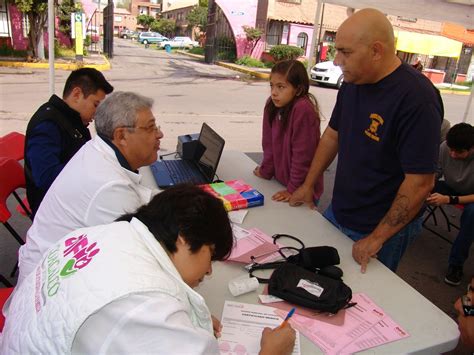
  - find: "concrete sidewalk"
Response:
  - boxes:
[0,53,111,72]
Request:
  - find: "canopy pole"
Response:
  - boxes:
[48,0,55,95]
[307,0,324,75]
[462,84,473,124]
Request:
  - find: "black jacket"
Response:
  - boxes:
[24,95,91,216]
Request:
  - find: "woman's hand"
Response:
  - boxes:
[253,166,263,178]
[272,190,291,202]
[211,315,222,338]
[259,323,296,355]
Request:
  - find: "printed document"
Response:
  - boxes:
[219,301,301,355]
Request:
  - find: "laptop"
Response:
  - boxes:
[150,123,225,188]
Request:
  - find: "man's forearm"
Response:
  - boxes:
[370,173,435,243]
[458,194,474,204]
[302,126,338,188]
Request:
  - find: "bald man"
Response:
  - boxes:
[290,9,443,273]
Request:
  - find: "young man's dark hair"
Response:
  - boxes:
[63,68,114,98]
[446,123,474,152]
[117,184,234,261]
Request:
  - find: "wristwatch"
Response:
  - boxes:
[449,196,459,205]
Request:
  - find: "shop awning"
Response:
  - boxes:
[395,30,464,57]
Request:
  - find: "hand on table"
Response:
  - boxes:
[352,235,383,273]
[426,193,449,206]
[259,323,296,355]
[211,315,222,338]
[253,166,263,178]
[289,185,316,209]
[272,190,291,202]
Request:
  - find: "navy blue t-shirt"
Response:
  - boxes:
[329,63,443,233]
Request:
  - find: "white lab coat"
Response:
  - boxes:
[18,135,157,285]
[2,218,219,354]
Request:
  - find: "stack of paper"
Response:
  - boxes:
[200,180,264,211]
[270,293,409,354]
[228,225,283,264]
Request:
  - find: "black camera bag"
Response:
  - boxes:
[267,263,353,314]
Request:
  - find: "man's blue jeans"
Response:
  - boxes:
[323,204,422,272]
[433,180,474,269]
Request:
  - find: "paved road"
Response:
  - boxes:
[1,38,471,154]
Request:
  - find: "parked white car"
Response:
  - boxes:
[310,61,344,88]
[159,36,199,49]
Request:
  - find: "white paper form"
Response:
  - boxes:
[219,301,301,355]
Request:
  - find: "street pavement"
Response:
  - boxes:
[1,38,473,353]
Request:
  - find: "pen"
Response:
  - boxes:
[278,307,296,329]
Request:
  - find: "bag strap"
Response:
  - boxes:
[248,261,287,283]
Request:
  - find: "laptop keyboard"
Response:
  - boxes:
[164,160,205,183]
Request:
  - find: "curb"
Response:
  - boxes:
[215,61,270,80]
[438,89,471,95]
[176,50,270,80]
[0,55,111,71]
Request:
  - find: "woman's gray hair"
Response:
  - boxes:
[94,91,154,138]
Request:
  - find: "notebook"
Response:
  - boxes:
[150,123,225,188]
[200,180,264,211]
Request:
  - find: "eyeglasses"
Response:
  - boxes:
[462,283,473,317]
[122,124,161,134]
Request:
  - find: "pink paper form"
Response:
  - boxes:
[274,293,408,354]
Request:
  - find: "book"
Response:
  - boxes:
[200,180,264,211]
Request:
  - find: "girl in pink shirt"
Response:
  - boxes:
[254,60,323,204]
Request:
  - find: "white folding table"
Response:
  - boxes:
[141,150,460,354]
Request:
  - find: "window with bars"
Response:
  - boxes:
[297,32,308,50]
[22,14,29,38]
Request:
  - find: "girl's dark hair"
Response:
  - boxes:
[446,123,474,152]
[265,59,320,128]
[116,184,233,261]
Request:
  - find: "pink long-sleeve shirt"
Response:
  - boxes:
[259,97,324,201]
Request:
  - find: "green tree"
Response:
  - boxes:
[137,14,156,30]
[151,18,176,37]
[242,25,262,54]
[198,0,208,6]
[186,5,207,30]
[14,0,49,59]
[57,0,81,41]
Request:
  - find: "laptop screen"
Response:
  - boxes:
[196,123,225,181]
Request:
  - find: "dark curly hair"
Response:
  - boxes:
[116,184,234,261]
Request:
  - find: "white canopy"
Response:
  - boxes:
[324,0,474,29]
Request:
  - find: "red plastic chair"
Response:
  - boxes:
[0,132,25,161]
[0,132,31,218]
[0,157,28,246]
[0,286,14,331]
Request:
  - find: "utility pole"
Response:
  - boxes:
[204,0,216,64]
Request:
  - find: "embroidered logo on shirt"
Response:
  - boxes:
[364,113,384,142]
[35,234,101,312]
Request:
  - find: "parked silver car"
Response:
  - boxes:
[159,36,199,49]
[310,61,344,88]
